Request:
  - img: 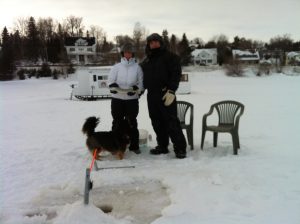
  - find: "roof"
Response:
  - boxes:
[286,51,300,58]
[232,49,259,61]
[191,48,217,57]
[64,37,96,46]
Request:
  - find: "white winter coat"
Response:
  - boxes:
[108,57,144,100]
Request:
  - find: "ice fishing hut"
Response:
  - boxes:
[71,67,112,100]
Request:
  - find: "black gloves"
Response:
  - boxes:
[110,84,142,96]
[109,83,119,94]
[127,85,139,96]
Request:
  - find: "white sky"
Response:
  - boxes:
[0,0,299,43]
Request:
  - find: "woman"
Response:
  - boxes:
[108,42,144,154]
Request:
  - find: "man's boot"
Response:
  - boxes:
[150,146,169,155]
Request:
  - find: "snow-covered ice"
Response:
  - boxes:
[1,67,300,224]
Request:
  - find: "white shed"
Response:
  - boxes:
[71,67,191,99]
[71,67,112,100]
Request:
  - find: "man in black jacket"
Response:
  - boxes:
[141,33,187,159]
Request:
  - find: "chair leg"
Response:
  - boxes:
[236,132,240,149]
[213,132,218,147]
[201,129,206,150]
[185,129,190,149]
[190,128,194,150]
[187,128,194,150]
[231,133,238,155]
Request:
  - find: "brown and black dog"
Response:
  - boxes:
[82,116,130,160]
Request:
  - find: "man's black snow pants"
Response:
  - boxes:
[147,92,187,153]
[111,98,139,150]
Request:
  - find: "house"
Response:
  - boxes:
[191,48,217,65]
[286,52,300,66]
[232,49,260,64]
[259,49,284,65]
[64,37,96,65]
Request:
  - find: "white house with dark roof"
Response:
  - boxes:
[191,48,217,65]
[232,49,260,64]
[286,51,300,65]
[64,37,96,64]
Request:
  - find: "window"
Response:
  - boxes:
[87,48,93,52]
[70,48,75,52]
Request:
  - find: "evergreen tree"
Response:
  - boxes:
[232,36,240,49]
[12,30,23,61]
[47,35,61,63]
[25,17,40,62]
[162,29,170,50]
[101,36,113,53]
[57,23,69,63]
[169,34,178,54]
[0,27,15,80]
[178,33,191,65]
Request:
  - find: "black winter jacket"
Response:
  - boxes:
[141,47,182,93]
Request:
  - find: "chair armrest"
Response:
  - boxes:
[190,105,194,127]
[202,105,214,127]
[234,107,244,129]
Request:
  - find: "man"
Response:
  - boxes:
[108,42,144,154]
[141,33,187,159]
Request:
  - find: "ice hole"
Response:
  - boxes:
[96,204,113,213]
[91,179,170,224]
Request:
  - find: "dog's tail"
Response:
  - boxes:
[82,116,99,137]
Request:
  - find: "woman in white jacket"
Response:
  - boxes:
[108,42,144,154]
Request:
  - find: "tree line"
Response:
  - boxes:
[0,15,300,80]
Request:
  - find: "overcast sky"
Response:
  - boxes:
[0,0,299,43]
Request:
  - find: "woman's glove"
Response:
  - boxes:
[127,85,139,96]
[162,90,175,106]
[109,83,119,94]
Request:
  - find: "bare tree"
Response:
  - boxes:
[37,17,54,41]
[269,34,293,52]
[192,37,204,48]
[13,17,29,37]
[65,15,84,36]
[89,25,105,52]
[210,34,231,65]
[133,22,146,59]
[115,35,134,47]
[37,17,54,61]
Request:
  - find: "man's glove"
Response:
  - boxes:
[162,90,175,106]
[127,85,139,96]
[109,83,119,94]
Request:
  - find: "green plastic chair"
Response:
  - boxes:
[177,101,194,150]
[201,100,244,155]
